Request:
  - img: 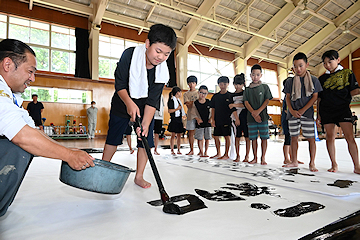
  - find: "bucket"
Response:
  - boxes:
[59,159,135,194]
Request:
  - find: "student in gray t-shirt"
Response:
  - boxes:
[283,52,322,172]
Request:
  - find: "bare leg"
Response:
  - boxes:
[186,130,195,155]
[308,138,317,172]
[219,136,230,160]
[126,135,134,154]
[176,133,182,154]
[211,136,221,158]
[134,148,151,188]
[340,122,360,174]
[204,139,209,157]
[283,145,291,164]
[234,137,241,162]
[170,132,176,155]
[243,137,250,162]
[283,136,299,167]
[324,124,337,172]
[198,139,204,156]
[102,144,118,161]
[154,133,160,155]
[260,139,267,165]
[249,139,258,164]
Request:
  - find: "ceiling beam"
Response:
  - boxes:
[244,2,296,60]
[177,0,221,56]
[32,0,93,16]
[287,0,360,67]
[193,35,243,54]
[89,0,109,39]
[216,0,256,42]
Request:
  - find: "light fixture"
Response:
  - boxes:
[343,22,350,34]
[301,0,309,15]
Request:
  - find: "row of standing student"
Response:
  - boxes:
[166,50,360,175]
[166,64,272,164]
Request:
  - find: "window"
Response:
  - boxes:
[246,66,280,99]
[22,86,92,104]
[98,35,141,79]
[187,53,235,93]
[2,15,76,74]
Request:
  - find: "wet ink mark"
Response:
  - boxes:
[221,183,279,197]
[299,210,360,240]
[230,169,284,180]
[285,168,315,176]
[80,148,103,153]
[251,203,270,210]
[327,180,356,188]
[0,165,16,175]
[282,179,295,182]
[274,202,325,217]
[195,189,245,201]
[310,180,320,183]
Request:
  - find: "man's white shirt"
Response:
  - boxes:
[0,75,35,140]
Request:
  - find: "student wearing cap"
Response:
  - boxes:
[183,75,198,155]
[210,76,236,160]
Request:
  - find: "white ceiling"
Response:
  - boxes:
[24,0,360,71]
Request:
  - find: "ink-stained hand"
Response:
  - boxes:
[127,101,141,122]
[235,119,240,126]
[254,115,262,123]
[67,149,95,171]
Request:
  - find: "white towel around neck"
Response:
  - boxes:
[172,96,185,117]
[129,44,169,99]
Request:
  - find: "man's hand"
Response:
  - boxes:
[67,149,95,170]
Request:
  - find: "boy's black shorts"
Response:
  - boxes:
[320,107,352,126]
[106,114,154,148]
[154,119,162,134]
[213,124,231,136]
[235,123,249,138]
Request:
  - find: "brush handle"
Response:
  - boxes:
[134,117,170,203]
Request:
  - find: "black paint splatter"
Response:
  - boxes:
[282,179,295,182]
[221,183,279,197]
[327,180,356,188]
[195,189,245,201]
[274,202,325,217]
[285,168,315,176]
[251,203,270,210]
[299,210,360,240]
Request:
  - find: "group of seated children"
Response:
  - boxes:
[166,50,360,175]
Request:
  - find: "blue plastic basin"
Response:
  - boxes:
[59,159,135,194]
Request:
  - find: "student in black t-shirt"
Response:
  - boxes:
[102,24,177,188]
[317,50,360,174]
[229,74,250,162]
[193,85,211,157]
[27,94,44,131]
[210,76,235,160]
